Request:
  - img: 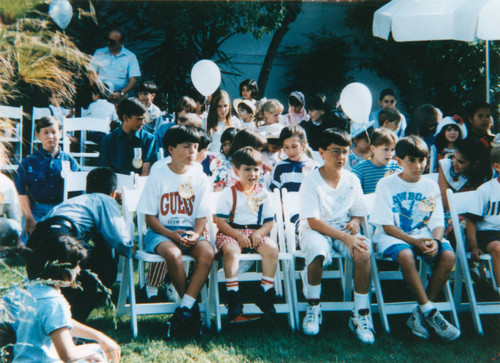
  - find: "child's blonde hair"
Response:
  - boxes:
[254,99,284,126]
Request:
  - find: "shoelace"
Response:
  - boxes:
[358,314,373,331]
[305,307,317,323]
[433,313,448,331]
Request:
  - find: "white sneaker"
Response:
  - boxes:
[165,282,180,303]
[424,309,460,341]
[302,304,322,336]
[407,306,430,339]
[349,309,375,344]
[300,270,308,299]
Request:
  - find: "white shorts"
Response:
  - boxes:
[298,228,372,267]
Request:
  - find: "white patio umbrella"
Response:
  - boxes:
[372,0,500,102]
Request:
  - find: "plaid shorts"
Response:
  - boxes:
[215,228,271,252]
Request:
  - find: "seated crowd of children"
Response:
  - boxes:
[2,79,500,360]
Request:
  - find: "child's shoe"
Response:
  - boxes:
[302,304,322,336]
[165,306,202,340]
[424,309,460,341]
[407,306,430,339]
[255,287,277,317]
[226,290,243,322]
[349,309,375,344]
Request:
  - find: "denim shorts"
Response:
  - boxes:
[383,240,453,265]
[144,226,203,254]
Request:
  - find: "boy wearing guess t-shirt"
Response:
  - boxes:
[137,125,214,339]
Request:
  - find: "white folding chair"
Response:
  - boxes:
[423,172,439,183]
[62,117,110,170]
[0,105,23,171]
[116,187,212,338]
[31,107,52,153]
[281,189,357,330]
[208,189,296,332]
[447,189,500,335]
[429,144,437,174]
[366,193,459,334]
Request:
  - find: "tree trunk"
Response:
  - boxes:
[257,3,301,97]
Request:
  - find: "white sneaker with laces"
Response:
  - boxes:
[302,304,322,336]
[349,309,375,344]
[407,306,430,339]
[424,309,460,341]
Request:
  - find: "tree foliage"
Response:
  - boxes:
[344,5,499,117]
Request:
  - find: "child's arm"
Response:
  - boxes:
[141,162,151,176]
[145,214,193,247]
[343,216,362,235]
[216,217,252,248]
[50,326,109,362]
[382,225,437,257]
[18,195,36,236]
[309,217,368,257]
[70,319,121,362]
[250,220,274,248]
[182,217,207,247]
[466,218,483,261]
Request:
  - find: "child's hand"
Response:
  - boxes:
[183,232,200,246]
[420,239,438,258]
[471,247,484,262]
[344,234,369,258]
[24,216,37,237]
[236,233,252,248]
[171,230,193,247]
[343,220,360,235]
[97,334,121,362]
[250,231,263,248]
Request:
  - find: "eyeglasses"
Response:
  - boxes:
[325,148,349,156]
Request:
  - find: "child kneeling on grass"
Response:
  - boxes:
[298,128,375,344]
[12,234,120,362]
[371,135,460,341]
[215,147,279,323]
[137,125,214,339]
[466,146,500,297]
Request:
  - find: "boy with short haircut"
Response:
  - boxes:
[466,146,500,295]
[353,128,401,194]
[215,147,279,323]
[370,88,407,137]
[139,81,163,134]
[371,136,460,341]
[137,125,215,339]
[100,97,156,176]
[298,128,375,343]
[378,107,402,133]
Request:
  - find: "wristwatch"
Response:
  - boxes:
[120,90,124,96]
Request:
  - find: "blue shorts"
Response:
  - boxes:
[383,240,454,265]
[144,226,203,254]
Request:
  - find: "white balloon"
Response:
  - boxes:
[49,0,73,30]
[339,82,372,124]
[191,60,221,97]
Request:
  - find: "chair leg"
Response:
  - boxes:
[128,258,138,338]
[371,255,390,334]
[443,281,460,330]
[343,260,354,302]
[282,259,296,332]
[116,257,129,316]
[459,249,484,334]
[290,258,301,329]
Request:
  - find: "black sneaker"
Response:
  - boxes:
[226,290,243,321]
[165,306,202,340]
[255,287,277,317]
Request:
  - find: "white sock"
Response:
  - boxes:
[307,283,321,300]
[419,301,435,315]
[180,294,196,310]
[225,278,239,292]
[354,292,370,312]
[261,276,274,292]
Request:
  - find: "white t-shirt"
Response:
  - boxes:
[0,174,21,221]
[216,184,274,226]
[151,157,203,174]
[299,168,367,231]
[439,158,469,192]
[468,178,500,231]
[137,164,210,228]
[83,99,118,122]
[371,174,444,252]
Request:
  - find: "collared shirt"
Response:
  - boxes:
[142,103,164,134]
[99,127,156,174]
[89,46,141,91]
[44,193,133,257]
[83,99,118,122]
[15,149,80,204]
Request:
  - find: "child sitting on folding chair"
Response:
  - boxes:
[371,135,460,341]
[215,147,279,323]
[298,128,375,343]
[137,125,214,339]
[466,146,500,296]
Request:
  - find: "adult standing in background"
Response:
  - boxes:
[90,29,141,103]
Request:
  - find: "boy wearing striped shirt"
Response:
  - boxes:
[353,128,401,194]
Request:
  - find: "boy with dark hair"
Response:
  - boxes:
[299,94,338,151]
[298,128,375,343]
[466,146,500,295]
[27,167,133,321]
[139,81,163,134]
[100,97,156,176]
[378,107,402,133]
[370,88,407,137]
[137,124,214,339]
[353,128,401,194]
[371,135,460,341]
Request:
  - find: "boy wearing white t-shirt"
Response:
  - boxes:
[215,147,279,323]
[466,146,500,295]
[372,136,460,341]
[137,125,214,339]
[298,128,375,344]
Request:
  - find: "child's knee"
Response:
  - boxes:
[488,242,500,258]
[222,244,241,259]
[261,241,279,258]
[439,249,456,267]
[397,248,416,267]
[160,245,183,263]
[352,247,370,265]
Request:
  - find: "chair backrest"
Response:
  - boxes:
[122,186,147,250]
[134,175,148,195]
[423,172,439,183]
[63,117,111,133]
[0,105,23,120]
[429,144,437,173]
[62,170,89,201]
[0,105,23,168]
[281,189,301,253]
[447,189,478,254]
[116,172,135,193]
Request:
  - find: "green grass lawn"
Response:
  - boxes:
[2,255,500,362]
